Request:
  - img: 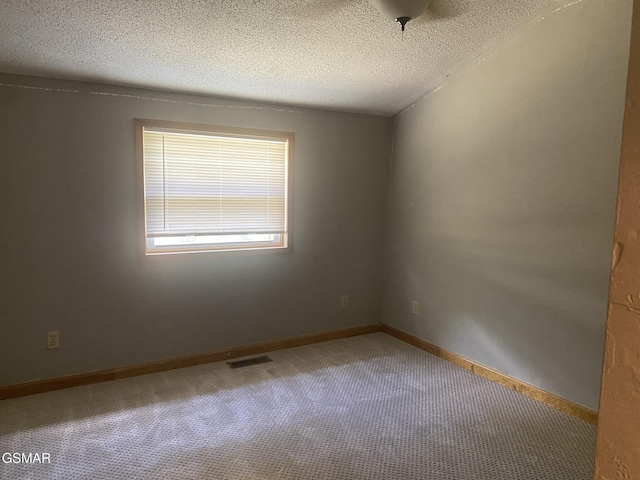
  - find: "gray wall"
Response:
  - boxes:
[382,0,632,410]
[0,74,392,386]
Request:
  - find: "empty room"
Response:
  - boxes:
[1,0,639,479]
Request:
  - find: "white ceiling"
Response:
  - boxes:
[0,0,556,116]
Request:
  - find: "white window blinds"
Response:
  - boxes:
[142,127,289,239]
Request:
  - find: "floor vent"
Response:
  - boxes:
[227,356,273,369]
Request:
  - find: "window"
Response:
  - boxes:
[136,119,293,255]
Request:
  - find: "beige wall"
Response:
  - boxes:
[0,74,392,386]
[382,0,633,410]
[594,1,640,477]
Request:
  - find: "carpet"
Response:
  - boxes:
[0,333,596,479]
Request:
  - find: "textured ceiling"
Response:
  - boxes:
[0,0,556,115]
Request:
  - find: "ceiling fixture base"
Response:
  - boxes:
[396,16,411,32]
[369,0,433,32]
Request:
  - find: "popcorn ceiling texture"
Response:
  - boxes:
[0,0,555,115]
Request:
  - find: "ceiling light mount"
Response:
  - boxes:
[396,17,411,32]
[370,0,433,32]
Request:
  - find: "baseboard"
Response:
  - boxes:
[381,324,598,425]
[0,324,384,400]
[0,322,600,425]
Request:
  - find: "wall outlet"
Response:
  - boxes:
[412,301,419,315]
[47,331,59,349]
[341,295,349,308]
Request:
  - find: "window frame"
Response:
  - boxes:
[135,118,294,258]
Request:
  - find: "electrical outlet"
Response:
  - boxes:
[412,301,419,314]
[47,331,59,349]
[341,295,349,308]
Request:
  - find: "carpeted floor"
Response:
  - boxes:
[0,333,595,479]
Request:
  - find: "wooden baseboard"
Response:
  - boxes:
[381,324,598,425]
[0,324,384,400]
[0,322,600,425]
